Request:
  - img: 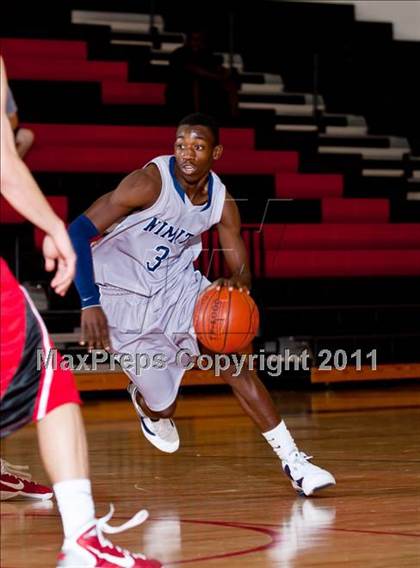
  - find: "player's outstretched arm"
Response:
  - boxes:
[215,192,252,292]
[68,166,161,351]
[0,57,76,295]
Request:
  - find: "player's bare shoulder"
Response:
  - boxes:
[113,163,162,210]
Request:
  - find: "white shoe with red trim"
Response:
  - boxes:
[56,505,163,567]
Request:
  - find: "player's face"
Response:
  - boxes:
[174,125,223,181]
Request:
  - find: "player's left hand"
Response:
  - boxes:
[210,277,250,294]
[42,224,76,296]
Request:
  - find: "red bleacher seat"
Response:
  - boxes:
[213,150,298,174]
[26,147,298,174]
[265,250,420,277]
[0,196,26,224]
[276,173,343,198]
[101,81,165,105]
[33,196,69,249]
[262,224,420,250]
[1,195,68,259]
[23,124,256,150]
[5,58,127,82]
[0,38,87,59]
[322,197,390,223]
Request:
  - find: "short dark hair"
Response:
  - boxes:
[178,113,220,145]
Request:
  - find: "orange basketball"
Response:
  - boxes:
[193,286,260,353]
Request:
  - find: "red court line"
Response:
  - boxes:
[260,522,420,538]
[162,519,281,565]
[1,512,418,567]
[0,514,280,565]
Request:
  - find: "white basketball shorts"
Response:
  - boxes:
[100,268,210,411]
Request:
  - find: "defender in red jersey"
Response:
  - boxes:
[0,57,162,567]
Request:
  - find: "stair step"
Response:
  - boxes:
[325,125,368,136]
[319,147,408,159]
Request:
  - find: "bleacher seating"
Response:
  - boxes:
[1,0,420,379]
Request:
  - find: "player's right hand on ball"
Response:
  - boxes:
[80,306,112,352]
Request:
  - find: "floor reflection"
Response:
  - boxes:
[268,500,336,567]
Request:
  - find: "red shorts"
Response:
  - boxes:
[0,258,81,438]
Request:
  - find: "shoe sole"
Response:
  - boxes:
[1,491,18,500]
[295,481,336,497]
[21,491,53,500]
[1,490,53,500]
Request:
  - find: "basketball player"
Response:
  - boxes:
[0,57,161,567]
[69,113,336,497]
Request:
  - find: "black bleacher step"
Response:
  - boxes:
[344,176,407,199]
[33,172,128,217]
[111,31,183,44]
[352,21,394,45]
[0,225,34,277]
[311,336,420,365]
[276,115,317,125]
[98,105,171,125]
[221,175,273,197]
[146,51,169,62]
[240,93,306,104]
[256,129,318,151]
[236,201,321,224]
[321,115,350,127]
[262,305,420,337]
[71,0,156,13]
[390,200,420,223]
[239,73,267,85]
[87,42,151,63]
[254,277,420,307]
[129,64,170,83]
[299,152,362,174]
[42,310,81,333]
[319,135,390,148]
[10,80,101,123]
[233,109,276,127]
[0,24,112,40]
[1,4,71,32]
[260,200,321,223]
[361,158,406,170]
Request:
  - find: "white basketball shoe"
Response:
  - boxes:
[127,383,179,454]
[281,450,336,496]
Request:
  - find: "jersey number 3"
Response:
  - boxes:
[146,245,170,272]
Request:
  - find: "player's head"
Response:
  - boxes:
[178,113,220,145]
[174,113,223,180]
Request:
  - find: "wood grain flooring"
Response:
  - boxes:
[1,384,420,567]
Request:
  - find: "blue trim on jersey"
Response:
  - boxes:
[169,155,214,211]
[201,173,213,212]
[169,156,186,202]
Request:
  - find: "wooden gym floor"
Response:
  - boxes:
[1,383,420,567]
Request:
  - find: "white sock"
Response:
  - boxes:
[262,421,298,460]
[54,478,95,539]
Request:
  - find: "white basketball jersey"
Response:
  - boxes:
[92,155,226,295]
